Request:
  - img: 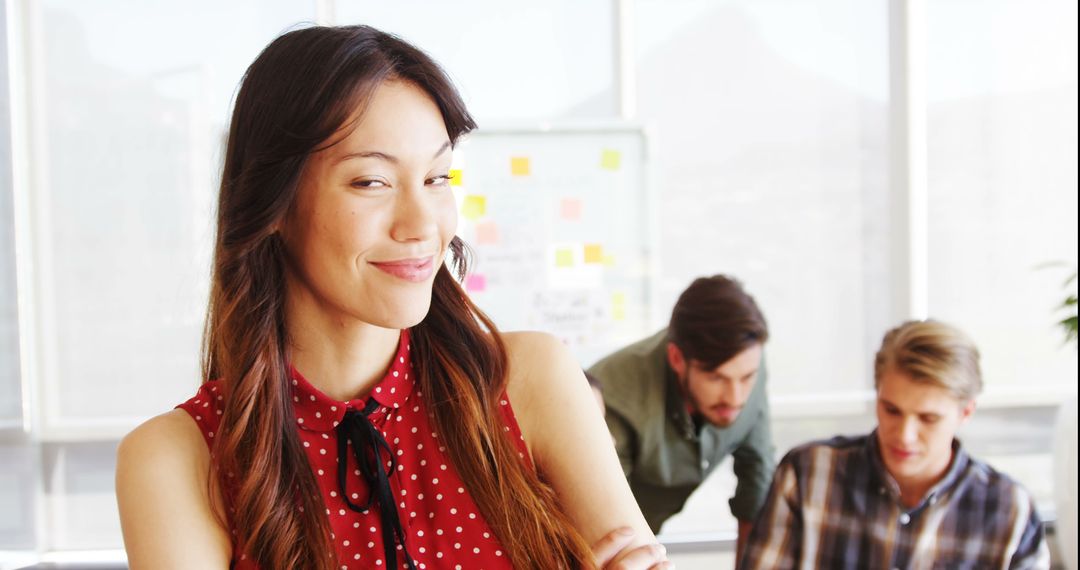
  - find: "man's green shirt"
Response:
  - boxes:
[587,329,776,534]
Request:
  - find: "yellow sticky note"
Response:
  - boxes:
[510,156,531,176]
[584,244,604,264]
[560,198,583,221]
[462,195,486,221]
[475,221,500,245]
[612,292,626,320]
[555,248,574,268]
[600,149,621,171]
[449,168,463,186]
[603,253,617,267]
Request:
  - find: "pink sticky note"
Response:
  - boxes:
[560,198,582,221]
[475,221,500,245]
[465,273,487,292]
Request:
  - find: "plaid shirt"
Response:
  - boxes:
[741,432,1049,570]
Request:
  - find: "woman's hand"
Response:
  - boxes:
[592,527,674,570]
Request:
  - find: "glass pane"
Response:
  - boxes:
[0,443,37,549]
[633,0,890,536]
[335,0,618,123]
[42,442,121,550]
[1,0,20,423]
[927,0,1078,393]
[32,1,317,424]
[636,0,892,400]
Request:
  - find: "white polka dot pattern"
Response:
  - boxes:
[177,329,525,569]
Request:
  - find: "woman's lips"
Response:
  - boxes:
[369,256,435,282]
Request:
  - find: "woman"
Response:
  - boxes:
[115,25,669,570]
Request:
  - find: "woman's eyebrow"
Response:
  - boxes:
[336,140,452,165]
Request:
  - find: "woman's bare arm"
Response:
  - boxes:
[116,409,232,569]
[504,331,670,569]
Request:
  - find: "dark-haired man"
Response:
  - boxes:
[588,275,774,561]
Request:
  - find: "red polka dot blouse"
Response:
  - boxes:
[177,329,522,569]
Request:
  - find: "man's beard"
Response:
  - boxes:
[677,370,740,427]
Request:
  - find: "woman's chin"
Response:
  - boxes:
[365,300,434,331]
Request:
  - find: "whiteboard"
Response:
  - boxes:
[455,127,653,367]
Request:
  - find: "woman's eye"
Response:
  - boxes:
[427,174,452,186]
[351,179,387,189]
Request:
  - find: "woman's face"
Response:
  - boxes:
[281,80,457,330]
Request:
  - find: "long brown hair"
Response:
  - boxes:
[203,25,593,569]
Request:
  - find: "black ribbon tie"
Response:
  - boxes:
[336,398,417,570]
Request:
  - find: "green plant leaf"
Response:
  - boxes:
[1038,263,1077,348]
[1060,316,1078,344]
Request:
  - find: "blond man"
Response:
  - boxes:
[741,320,1049,570]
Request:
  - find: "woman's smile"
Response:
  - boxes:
[368,256,436,282]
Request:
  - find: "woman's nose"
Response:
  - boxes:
[390,185,440,243]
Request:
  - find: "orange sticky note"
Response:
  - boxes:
[510,156,531,176]
[465,273,486,292]
[600,149,621,171]
[584,244,603,264]
[449,168,463,186]
[560,198,583,221]
[475,221,500,245]
[462,195,486,221]
[555,248,574,268]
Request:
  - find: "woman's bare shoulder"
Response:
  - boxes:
[500,330,590,447]
[117,409,231,568]
[118,409,208,468]
[500,329,563,351]
[501,330,577,374]
[501,330,579,402]
[116,408,214,519]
